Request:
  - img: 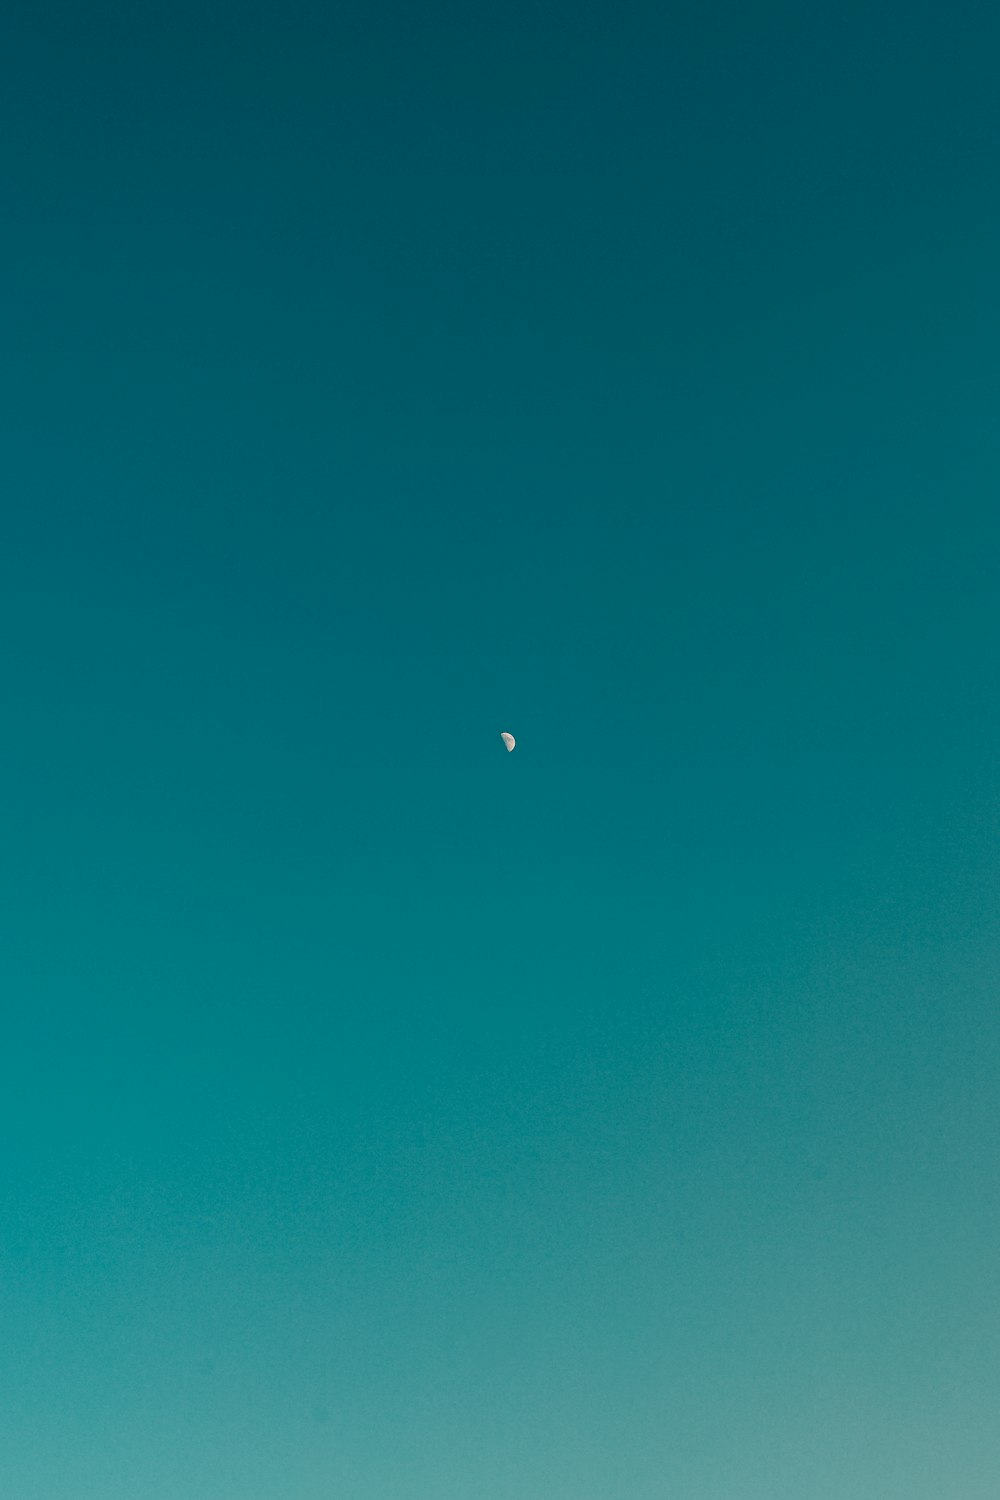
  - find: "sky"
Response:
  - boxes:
[1,1,999,1495]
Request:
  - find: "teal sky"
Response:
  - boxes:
[3,2,999,1495]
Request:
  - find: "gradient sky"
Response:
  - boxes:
[2,2,999,1496]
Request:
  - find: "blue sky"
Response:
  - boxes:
[2,2,999,1495]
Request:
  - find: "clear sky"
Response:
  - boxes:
[2,2,999,1496]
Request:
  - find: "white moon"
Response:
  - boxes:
[500,732,515,752]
